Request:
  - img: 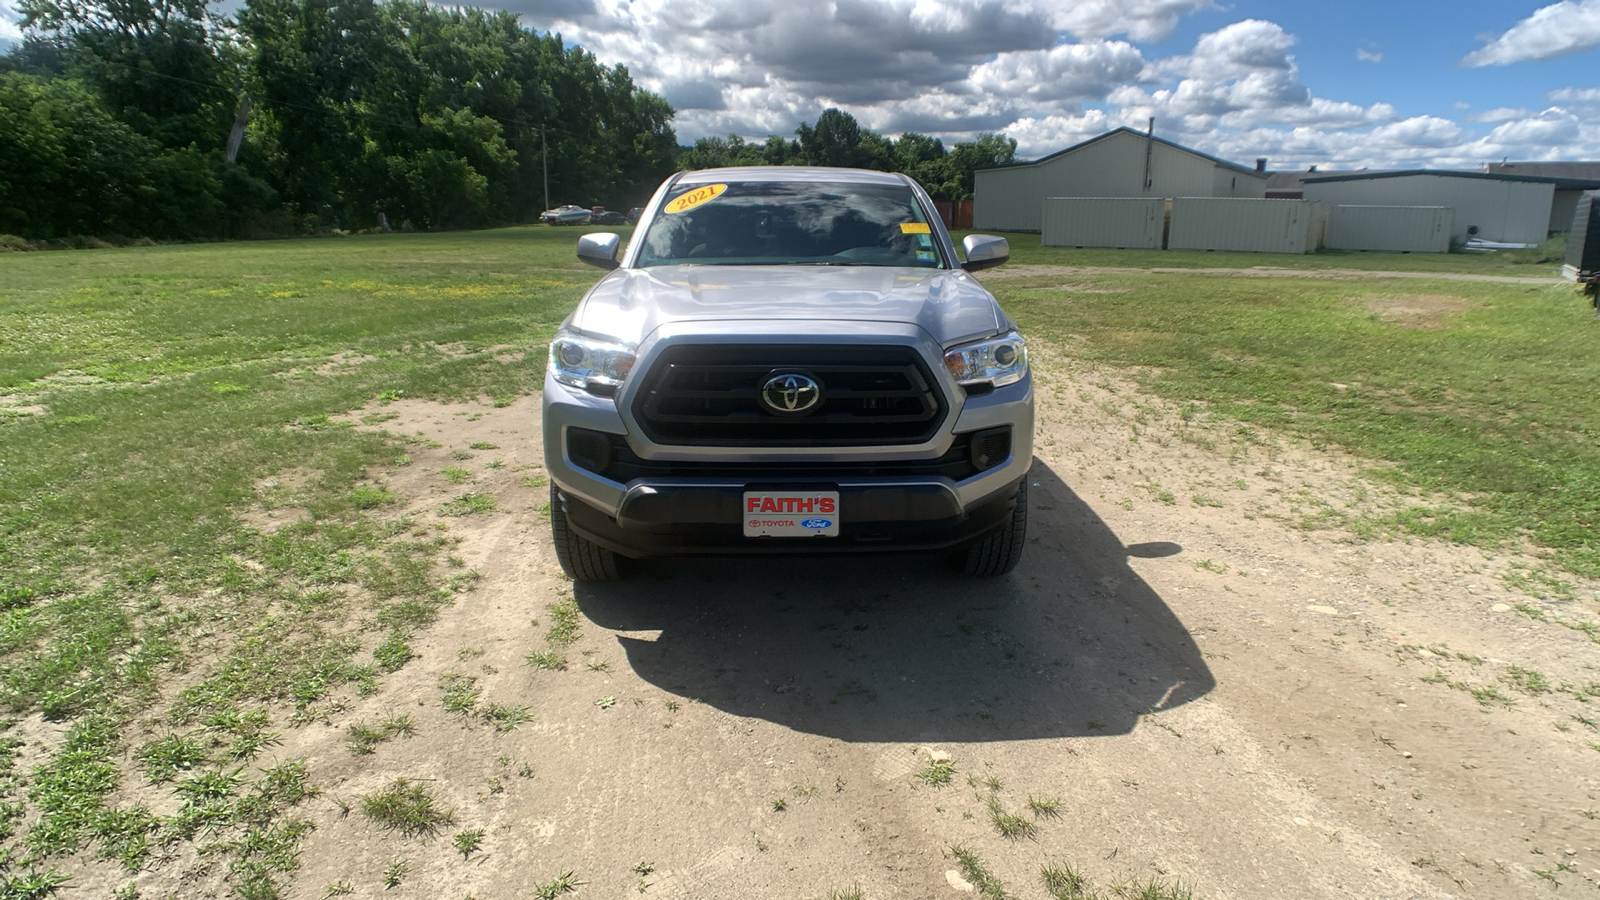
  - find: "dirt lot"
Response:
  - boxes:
[99,348,1600,899]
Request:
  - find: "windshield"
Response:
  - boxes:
[634,181,945,268]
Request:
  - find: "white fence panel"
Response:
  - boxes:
[1168,198,1319,253]
[1040,198,1165,249]
[1326,206,1452,253]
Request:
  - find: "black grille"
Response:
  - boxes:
[632,344,946,446]
[572,429,989,482]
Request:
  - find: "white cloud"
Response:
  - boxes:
[1478,107,1583,145]
[0,0,1512,176]
[1450,108,1596,164]
[1036,0,1217,43]
[1471,107,1530,123]
[1105,21,1395,135]
[1550,86,1600,104]
[1001,111,1122,156]
[969,40,1149,102]
[1463,0,1600,66]
[1368,116,1465,148]
[1186,19,1298,77]
[0,0,22,49]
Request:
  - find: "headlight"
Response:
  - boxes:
[548,330,636,394]
[944,332,1027,388]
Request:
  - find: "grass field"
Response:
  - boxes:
[0,225,1596,894]
[0,227,600,895]
[983,250,1600,581]
[962,229,1572,274]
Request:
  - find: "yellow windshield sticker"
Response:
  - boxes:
[664,184,728,214]
[900,222,932,234]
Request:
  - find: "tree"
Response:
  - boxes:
[17,0,234,151]
[796,108,865,167]
[0,71,245,239]
[235,0,677,228]
[946,133,1017,199]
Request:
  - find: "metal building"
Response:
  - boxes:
[1166,198,1323,254]
[1485,162,1600,234]
[1300,171,1600,245]
[974,128,1267,233]
[1040,198,1164,249]
[1325,206,1453,253]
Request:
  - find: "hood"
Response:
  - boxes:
[569,265,1005,348]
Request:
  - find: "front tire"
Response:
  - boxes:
[550,484,623,582]
[957,478,1029,576]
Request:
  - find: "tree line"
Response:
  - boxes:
[679,109,1016,203]
[0,0,1016,242]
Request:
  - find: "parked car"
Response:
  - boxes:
[543,166,1029,581]
[592,210,628,226]
[539,205,591,226]
[625,207,643,224]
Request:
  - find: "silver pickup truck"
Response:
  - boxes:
[542,166,1033,580]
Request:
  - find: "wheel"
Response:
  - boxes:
[550,484,623,582]
[956,478,1029,576]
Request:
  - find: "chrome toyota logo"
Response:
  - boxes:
[759,373,821,415]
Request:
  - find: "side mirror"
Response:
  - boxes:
[961,234,1009,272]
[577,233,621,270]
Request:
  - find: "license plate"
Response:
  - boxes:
[742,491,840,537]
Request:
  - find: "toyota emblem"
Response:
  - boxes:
[759,372,821,415]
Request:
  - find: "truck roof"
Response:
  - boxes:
[674,166,909,186]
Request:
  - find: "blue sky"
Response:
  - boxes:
[1165,1,1596,120]
[5,0,1599,171]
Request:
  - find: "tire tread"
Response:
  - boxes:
[959,478,1028,576]
[550,485,623,582]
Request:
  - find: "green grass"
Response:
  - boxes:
[1027,795,1063,818]
[438,492,497,516]
[358,778,455,838]
[531,872,584,899]
[346,713,416,755]
[1040,862,1092,900]
[545,597,582,646]
[480,702,534,732]
[0,227,590,892]
[960,229,1570,276]
[949,845,1010,900]
[0,226,1579,894]
[452,826,485,860]
[987,796,1037,840]
[997,261,1600,577]
[438,673,481,715]
[914,757,955,787]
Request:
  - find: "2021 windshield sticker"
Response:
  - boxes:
[664,184,728,214]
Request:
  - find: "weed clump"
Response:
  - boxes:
[359,779,454,838]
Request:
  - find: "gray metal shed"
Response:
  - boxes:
[1167,198,1322,254]
[1300,171,1600,245]
[974,128,1267,233]
[1325,206,1453,253]
[1040,198,1165,249]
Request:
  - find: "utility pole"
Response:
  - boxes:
[1143,117,1155,192]
[542,124,550,212]
[225,95,252,163]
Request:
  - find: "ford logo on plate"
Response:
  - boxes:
[800,518,833,529]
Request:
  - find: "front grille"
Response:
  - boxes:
[632,344,946,446]
[572,429,989,482]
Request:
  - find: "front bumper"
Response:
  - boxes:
[541,350,1034,559]
[557,475,1022,557]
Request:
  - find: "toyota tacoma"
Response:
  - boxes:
[542,166,1033,580]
